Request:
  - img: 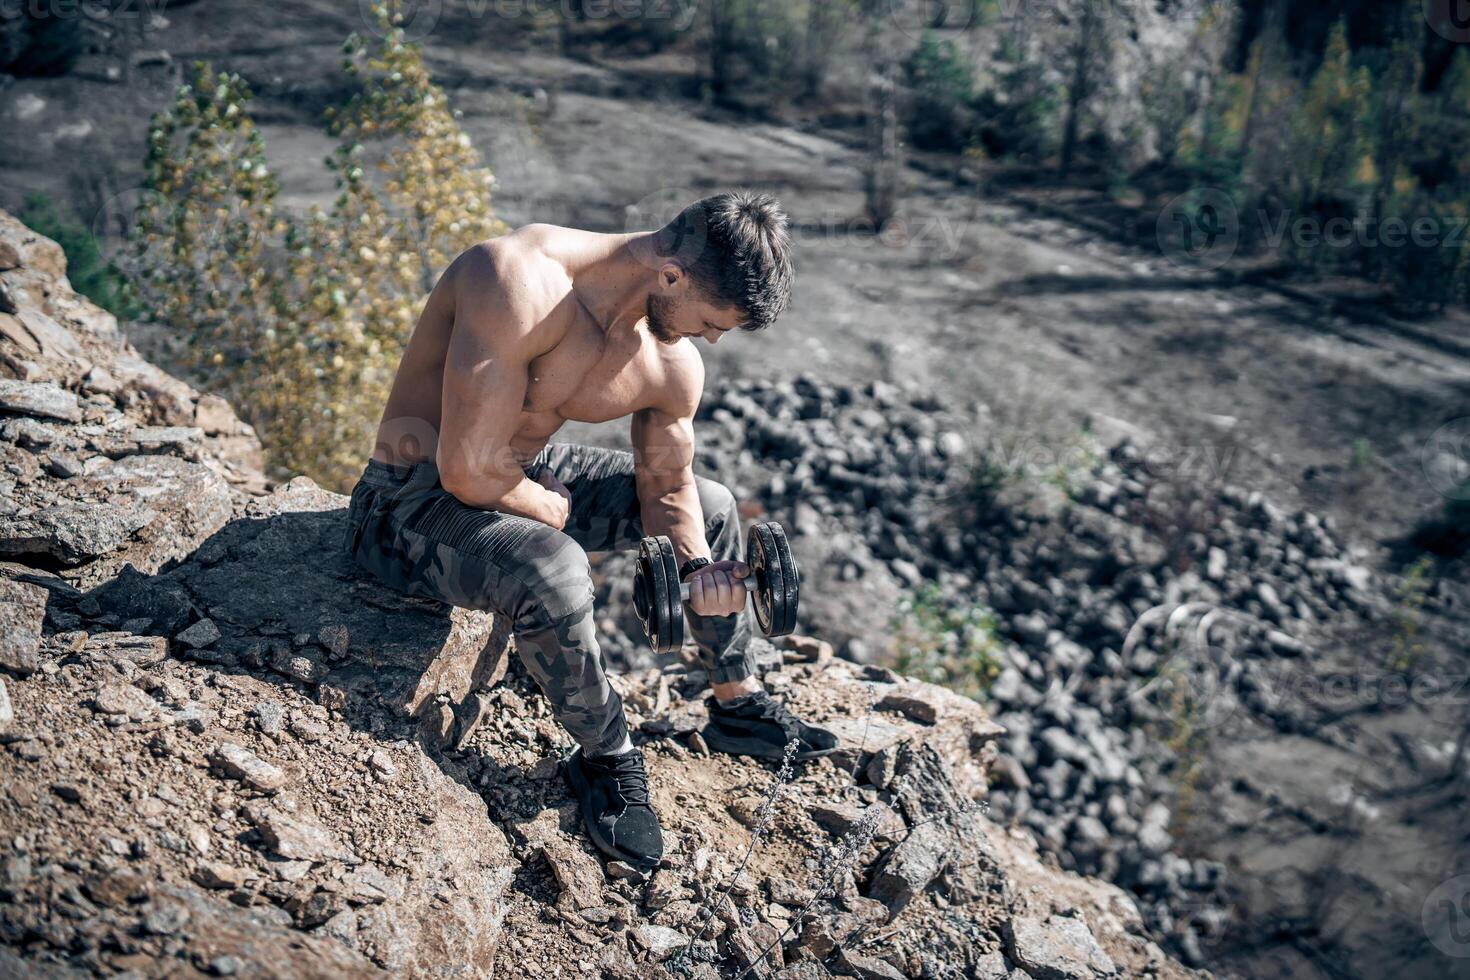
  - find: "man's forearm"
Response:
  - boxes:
[639,481,709,567]
[441,470,566,528]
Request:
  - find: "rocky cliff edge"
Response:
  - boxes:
[0,210,1201,979]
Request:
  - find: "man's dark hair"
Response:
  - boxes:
[652,190,794,331]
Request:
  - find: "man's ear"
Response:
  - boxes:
[659,261,686,291]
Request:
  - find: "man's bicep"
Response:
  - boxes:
[437,322,529,487]
[632,407,696,493]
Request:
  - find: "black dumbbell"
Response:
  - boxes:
[632,521,800,654]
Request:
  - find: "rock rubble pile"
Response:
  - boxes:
[672,374,1387,962]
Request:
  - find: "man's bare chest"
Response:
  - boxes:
[522,317,653,424]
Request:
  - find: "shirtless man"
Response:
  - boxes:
[343,191,837,870]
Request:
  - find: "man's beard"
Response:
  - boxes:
[646,295,679,344]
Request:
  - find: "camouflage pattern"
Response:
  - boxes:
[344,445,754,756]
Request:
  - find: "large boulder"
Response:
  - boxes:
[160,476,513,743]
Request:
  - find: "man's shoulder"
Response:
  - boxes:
[447,227,572,331]
[648,339,705,419]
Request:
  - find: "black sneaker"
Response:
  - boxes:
[704,691,840,761]
[562,746,664,869]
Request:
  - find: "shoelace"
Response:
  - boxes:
[589,751,651,807]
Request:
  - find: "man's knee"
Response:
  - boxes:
[696,476,738,532]
[511,528,595,630]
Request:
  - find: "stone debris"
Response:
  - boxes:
[212,742,288,793]
[0,379,81,422]
[253,807,358,864]
[0,576,46,676]
[1005,914,1118,979]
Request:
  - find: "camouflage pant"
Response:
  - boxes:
[344,444,754,756]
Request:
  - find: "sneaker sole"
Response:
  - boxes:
[700,728,841,762]
[561,754,661,871]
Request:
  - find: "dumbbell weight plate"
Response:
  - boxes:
[747,522,799,638]
[634,535,683,654]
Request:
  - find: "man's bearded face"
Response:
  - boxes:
[646,294,681,344]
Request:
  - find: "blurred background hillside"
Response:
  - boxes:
[2,2,1469,978]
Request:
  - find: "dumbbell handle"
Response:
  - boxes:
[678,576,758,603]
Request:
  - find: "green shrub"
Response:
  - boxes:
[905,35,975,153]
[972,60,1061,164]
[708,0,805,108]
[891,584,1003,702]
[18,193,138,319]
[1,9,84,78]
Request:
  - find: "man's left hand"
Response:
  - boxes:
[686,560,751,618]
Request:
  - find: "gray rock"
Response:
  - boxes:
[541,841,604,911]
[254,807,358,864]
[342,865,403,905]
[632,923,687,960]
[1,417,60,448]
[45,453,84,478]
[192,861,248,890]
[0,575,46,675]
[84,632,168,668]
[177,618,222,649]
[90,567,195,636]
[159,477,510,736]
[254,700,286,734]
[834,948,905,980]
[1005,914,1116,979]
[131,425,204,446]
[0,379,81,422]
[0,678,11,728]
[812,800,904,840]
[875,685,940,724]
[0,455,232,579]
[212,742,288,793]
[973,951,1011,980]
[92,682,158,721]
[868,818,950,914]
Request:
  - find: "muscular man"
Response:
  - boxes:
[344,191,837,870]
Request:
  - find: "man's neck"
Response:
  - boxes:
[565,231,660,340]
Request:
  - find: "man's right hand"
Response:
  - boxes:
[536,469,572,529]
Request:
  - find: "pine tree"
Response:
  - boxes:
[132,64,291,391]
[1288,20,1373,221]
[126,4,508,489]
